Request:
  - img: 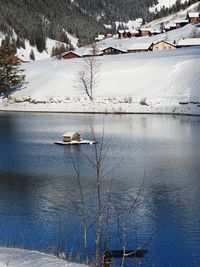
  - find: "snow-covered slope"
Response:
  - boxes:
[148,2,200,29]
[0,247,89,267]
[150,0,188,12]
[1,46,200,115]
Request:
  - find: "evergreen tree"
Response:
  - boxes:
[0,40,25,97]
[30,49,35,60]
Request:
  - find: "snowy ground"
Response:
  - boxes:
[0,247,89,267]
[0,45,200,116]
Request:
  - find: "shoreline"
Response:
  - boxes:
[0,108,200,117]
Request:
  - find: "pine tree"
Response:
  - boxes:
[30,49,35,60]
[0,40,25,97]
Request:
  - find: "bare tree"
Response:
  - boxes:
[78,42,101,101]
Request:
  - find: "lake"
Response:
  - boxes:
[0,112,200,266]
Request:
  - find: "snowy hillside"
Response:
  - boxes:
[148,2,200,29]
[150,0,188,12]
[0,32,78,62]
[1,46,200,115]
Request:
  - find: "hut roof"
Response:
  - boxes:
[61,51,82,57]
[153,40,176,47]
[101,46,127,53]
[62,132,80,137]
[127,43,152,51]
[188,12,200,18]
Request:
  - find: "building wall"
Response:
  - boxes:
[189,17,200,24]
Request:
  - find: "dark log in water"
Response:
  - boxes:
[104,249,148,258]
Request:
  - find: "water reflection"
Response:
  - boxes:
[0,112,200,266]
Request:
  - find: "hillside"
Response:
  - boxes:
[0,0,157,49]
[1,45,200,115]
[1,0,199,50]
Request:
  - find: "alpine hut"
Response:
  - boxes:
[62,132,81,142]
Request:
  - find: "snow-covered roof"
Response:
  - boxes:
[188,12,200,18]
[177,38,200,46]
[169,23,176,27]
[153,40,176,46]
[83,48,103,56]
[130,29,139,34]
[95,35,105,41]
[175,20,189,23]
[127,43,153,51]
[62,132,80,137]
[101,46,127,53]
[62,51,82,57]
[150,29,162,34]
[140,28,152,31]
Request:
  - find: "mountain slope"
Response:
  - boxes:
[0,0,158,49]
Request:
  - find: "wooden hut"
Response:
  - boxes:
[62,132,81,142]
[101,46,127,55]
[152,40,176,51]
[139,28,151,37]
[175,20,188,28]
[62,51,82,59]
[188,12,200,24]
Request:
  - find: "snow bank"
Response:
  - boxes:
[0,247,89,267]
[0,46,200,115]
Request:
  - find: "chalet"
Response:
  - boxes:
[152,40,176,51]
[62,51,82,59]
[188,12,200,24]
[175,20,189,28]
[127,43,153,53]
[101,46,127,55]
[139,28,151,37]
[177,38,200,48]
[62,132,81,143]
[169,23,177,30]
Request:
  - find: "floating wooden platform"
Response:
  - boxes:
[54,140,97,145]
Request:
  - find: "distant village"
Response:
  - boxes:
[14,11,200,63]
[60,11,200,60]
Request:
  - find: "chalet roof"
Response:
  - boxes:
[130,29,139,34]
[175,19,189,23]
[101,46,127,53]
[82,48,103,56]
[127,43,152,51]
[150,29,162,34]
[62,51,82,57]
[169,23,176,28]
[188,12,200,18]
[177,38,200,46]
[95,35,105,41]
[153,40,176,47]
[140,28,151,32]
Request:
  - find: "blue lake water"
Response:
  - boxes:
[0,112,200,266]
